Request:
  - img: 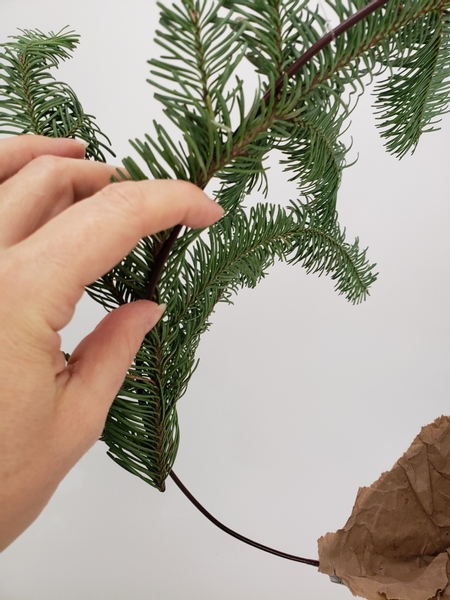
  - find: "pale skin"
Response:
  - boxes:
[0,135,223,552]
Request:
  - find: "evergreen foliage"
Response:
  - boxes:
[0,27,113,161]
[1,0,449,491]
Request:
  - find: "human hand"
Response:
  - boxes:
[0,135,223,551]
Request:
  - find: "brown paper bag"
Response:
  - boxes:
[318,416,450,600]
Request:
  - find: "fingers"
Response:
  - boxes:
[0,135,87,184]
[16,179,223,331]
[55,301,166,449]
[0,155,122,247]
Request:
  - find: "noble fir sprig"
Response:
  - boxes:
[0,27,114,161]
[1,0,449,494]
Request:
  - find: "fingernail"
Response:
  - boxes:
[146,303,167,332]
[74,138,89,149]
[211,201,224,220]
[157,303,167,317]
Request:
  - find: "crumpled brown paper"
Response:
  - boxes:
[318,416,450,600]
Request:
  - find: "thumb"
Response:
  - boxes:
[59,300,165,444]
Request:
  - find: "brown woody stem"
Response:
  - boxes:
[146,225,182,300]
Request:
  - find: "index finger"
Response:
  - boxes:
[0,135,87,183]
[15,179,223,331]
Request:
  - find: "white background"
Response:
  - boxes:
[1,1,450,598]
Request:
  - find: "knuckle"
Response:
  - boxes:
[25,155,70,197]
[101,181,146,210]
[30,154,64,179]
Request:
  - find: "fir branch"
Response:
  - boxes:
[172,204,376,314]
[100,202,375,488]
[374,9,450,156]
[225,0,306,78]
[271,90,351,225]
[103,336,182,491]
[148,0,248,181]
[0,27,113,161]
